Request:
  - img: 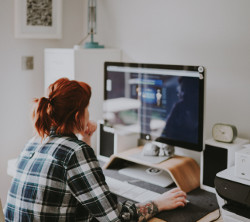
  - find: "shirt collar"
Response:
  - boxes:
[49,128,78,140]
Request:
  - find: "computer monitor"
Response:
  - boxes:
[103,62,205,152]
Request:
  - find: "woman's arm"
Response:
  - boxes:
[135,188,187,222]
[67,144,122,221]
[70,120,187,221]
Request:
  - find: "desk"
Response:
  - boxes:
[8,158,221,222]
[102,160,220,222]
[149,211,223,222]
[147,209,223,222]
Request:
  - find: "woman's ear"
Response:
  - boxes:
[74,112,79,130]
[75,111,85,132]
[75,111,79,121]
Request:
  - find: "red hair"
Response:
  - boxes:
[32,78,91,138]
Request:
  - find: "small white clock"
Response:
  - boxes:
[212,123,238,143]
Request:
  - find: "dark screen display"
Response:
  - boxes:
[104,62,205,151]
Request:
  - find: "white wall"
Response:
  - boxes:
[98,0,250,142]
[0,0,86,205]
[1,0,250,207]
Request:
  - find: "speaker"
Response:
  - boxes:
[201,138,249,193]
[97,121,139,162]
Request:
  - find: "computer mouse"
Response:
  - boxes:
[142,143,160,156]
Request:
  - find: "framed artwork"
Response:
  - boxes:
[14,0,62,39]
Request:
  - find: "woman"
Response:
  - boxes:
[5,78,186,221]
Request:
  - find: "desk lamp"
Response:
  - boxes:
[84,0,104,48]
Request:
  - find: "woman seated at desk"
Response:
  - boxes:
[4,78,187,222]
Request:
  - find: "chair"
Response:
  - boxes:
[0,198,5,222]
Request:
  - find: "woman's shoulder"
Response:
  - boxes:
[58,136,98,168]
[69,137,96,158]
[51,136,96,160]
[22,135,96,164]
[22,135,41,152]
[59,136,91,151]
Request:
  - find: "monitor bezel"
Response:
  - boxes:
[104,61,205,152]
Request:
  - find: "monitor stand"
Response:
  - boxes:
[130,141,175,164]
[103,146,200,193]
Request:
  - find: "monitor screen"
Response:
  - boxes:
[103,62,205,152]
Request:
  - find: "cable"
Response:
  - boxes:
[209,209,221,222]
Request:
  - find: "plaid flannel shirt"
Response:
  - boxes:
[4,132,137,222]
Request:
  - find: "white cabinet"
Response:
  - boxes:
[44,48,122,150]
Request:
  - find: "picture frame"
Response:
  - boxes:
[14,0,62,39]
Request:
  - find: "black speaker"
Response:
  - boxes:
[98,123,115,159]
[203,143,228,188]
[201,138,249,192]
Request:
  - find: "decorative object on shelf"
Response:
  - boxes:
[76,0,104,49]
[212,123,238,143]
[84,0,104,48]
[14,0,62,39]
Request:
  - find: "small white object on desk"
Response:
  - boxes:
[212,123,238,143]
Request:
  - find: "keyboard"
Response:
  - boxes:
[105,176,161,203]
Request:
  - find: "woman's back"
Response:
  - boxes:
[5,132,117,221]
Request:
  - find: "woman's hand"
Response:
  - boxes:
[154,187,187,211]
[135,187,187,222]
[80,120,97,145]
[85,120,97,136]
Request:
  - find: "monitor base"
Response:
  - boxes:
[103,146,200,193]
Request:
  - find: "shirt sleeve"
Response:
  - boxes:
[66,143,138,222]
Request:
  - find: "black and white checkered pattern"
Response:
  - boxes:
[5,132,136,221]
